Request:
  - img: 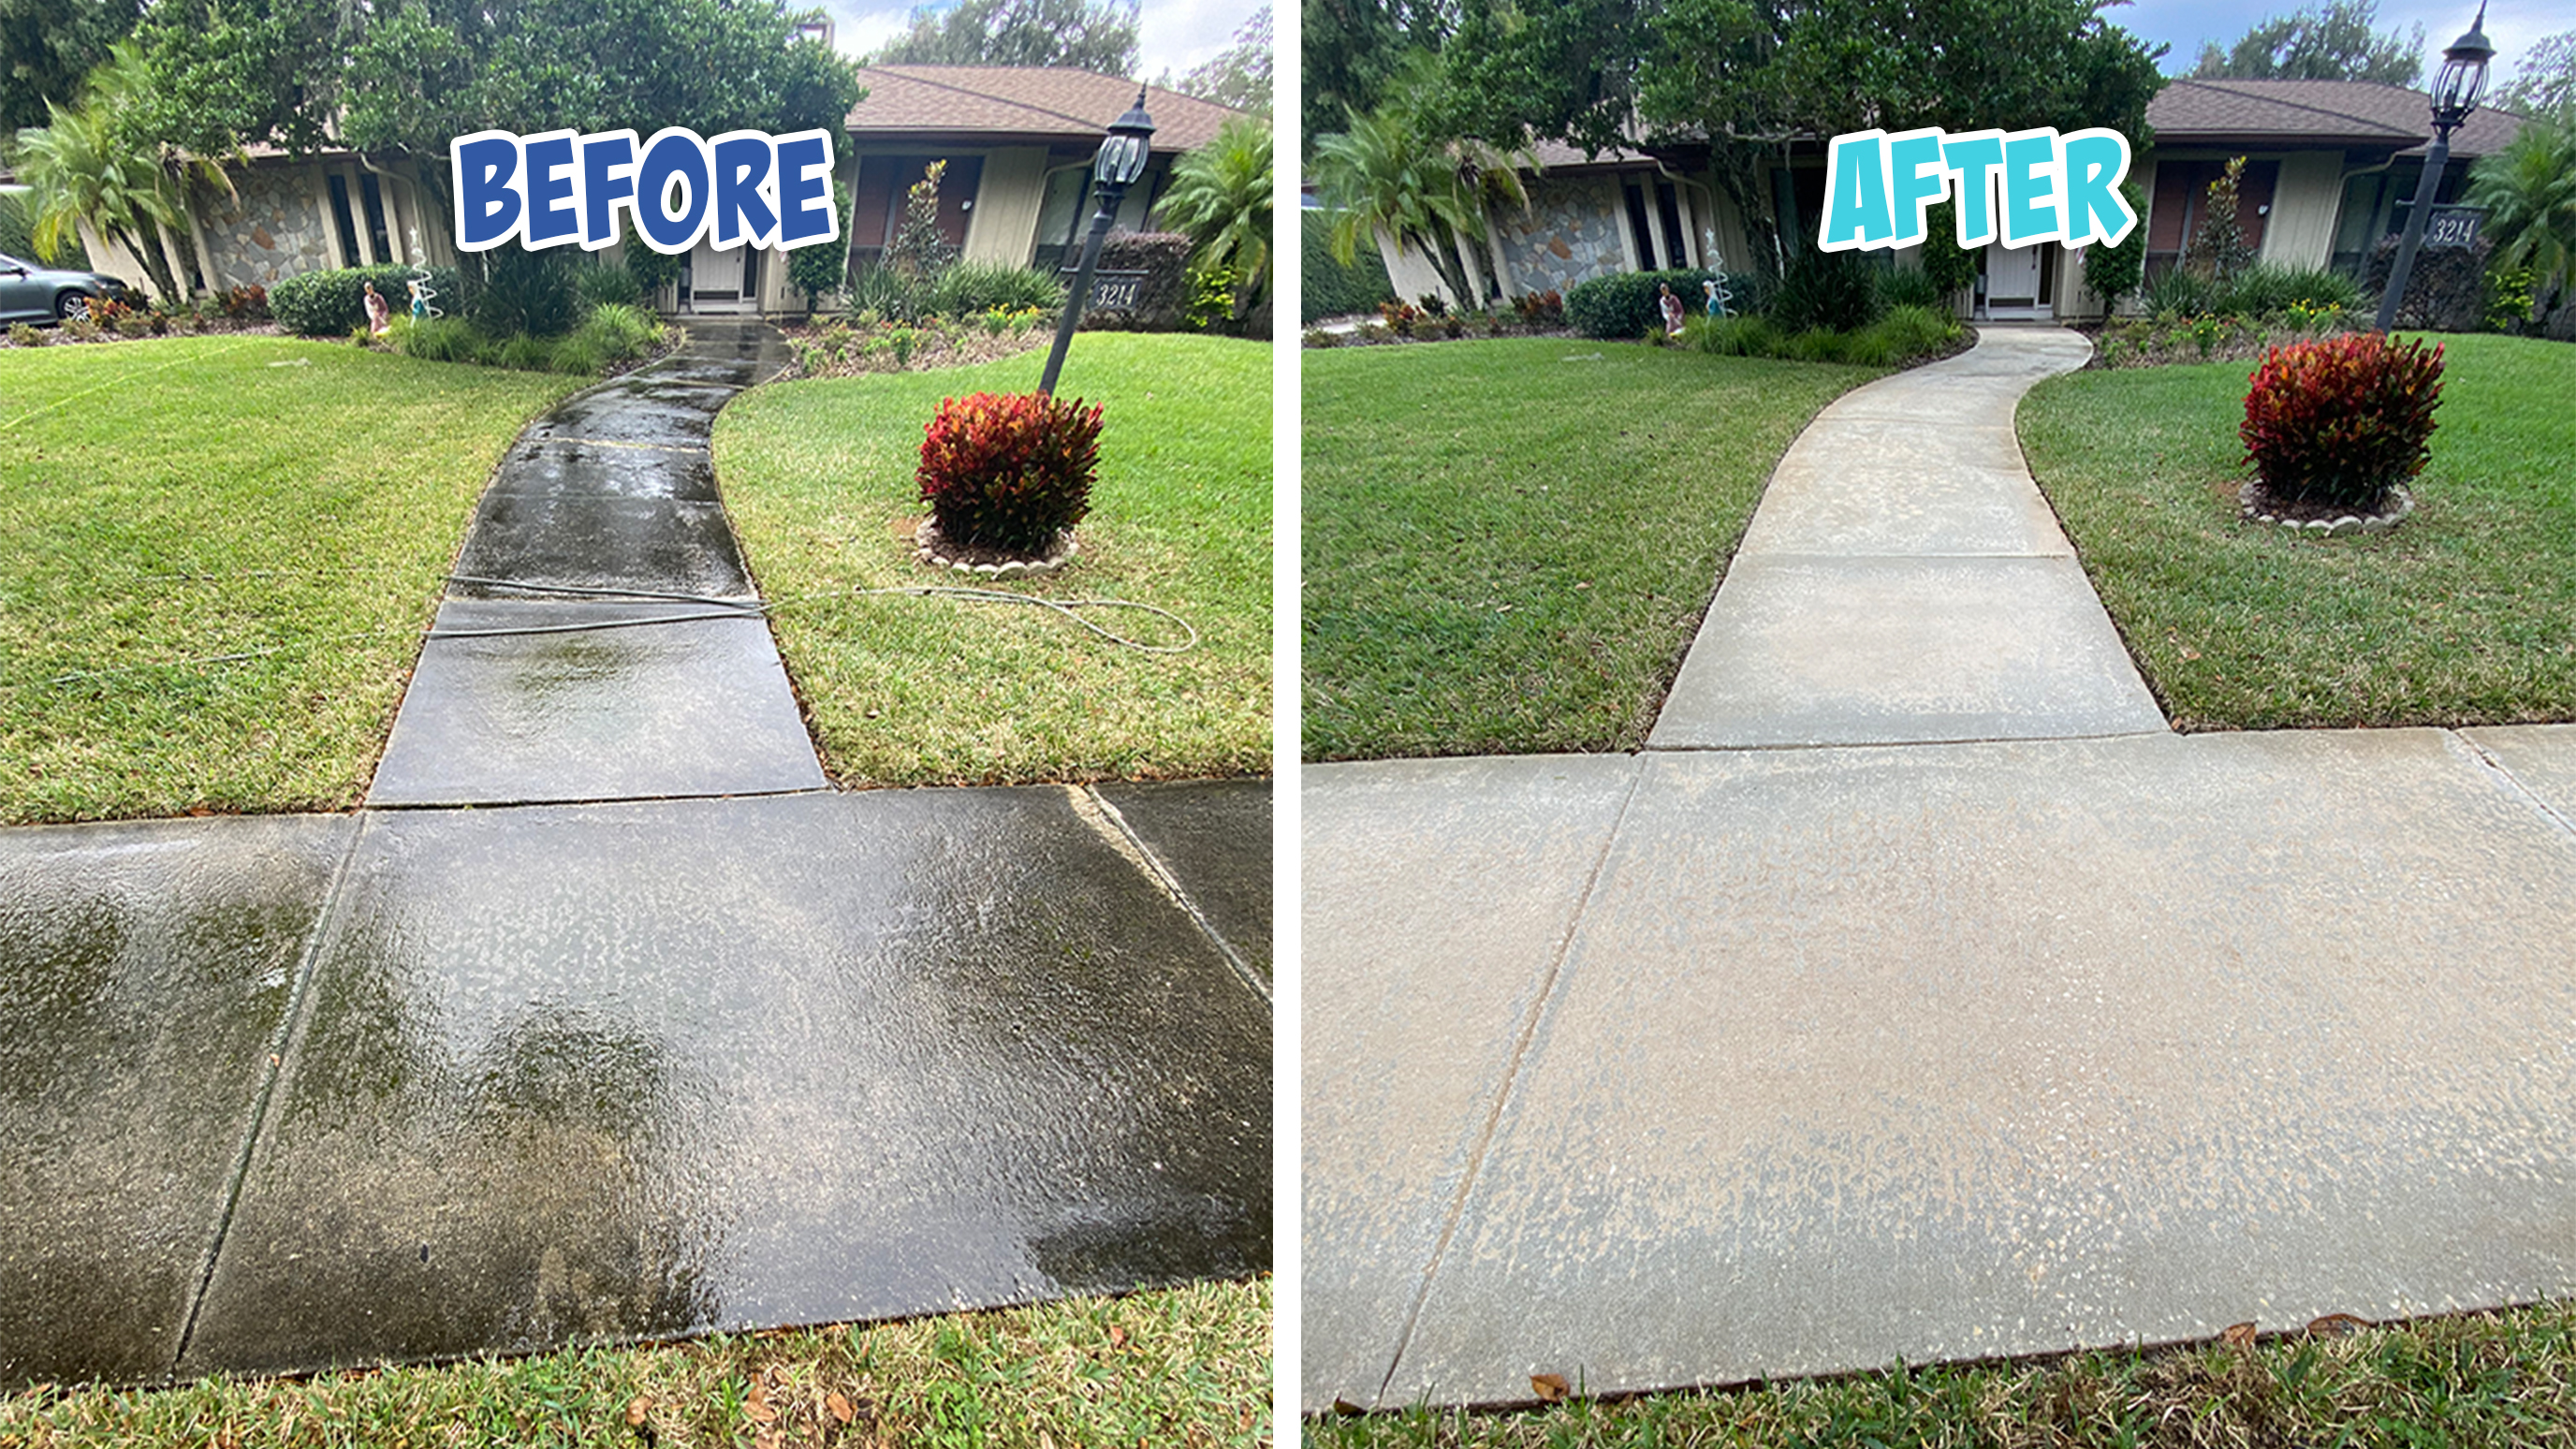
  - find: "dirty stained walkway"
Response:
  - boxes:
[0,321,1272,1387]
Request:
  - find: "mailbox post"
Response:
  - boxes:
[2374,7,2495,334]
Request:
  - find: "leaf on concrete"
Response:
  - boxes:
[2223,1322,2258,1352]
[1332,1398,1367,1415]
[2308,1312,2372,1336]
[1531,1372,1571,1403]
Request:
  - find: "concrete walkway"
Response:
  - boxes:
[0,321,1272,1389]
[1302,326,2576,1411]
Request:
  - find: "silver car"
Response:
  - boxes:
[0,252,134,323]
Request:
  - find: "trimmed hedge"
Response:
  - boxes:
[1565,268,1749,339]
[1079,232,1193,330]
[271,263,461,335]
[1302,212,1396,323]
[2365,232,2492,332]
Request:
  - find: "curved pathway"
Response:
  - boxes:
[1651,324,2164,747]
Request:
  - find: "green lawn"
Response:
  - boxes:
[1309,1300,2576,1447]
[1302,338,1874,760]
[714,332,1271,787]
[0,337,580,824]
[1,1277,1268,1446]
[2021,333,2576,732]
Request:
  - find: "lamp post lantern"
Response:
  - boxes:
[1038,87,1156,396]
[2373,4,2494,333]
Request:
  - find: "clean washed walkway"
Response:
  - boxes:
[0,320,1273,1389]
[1302,326,2576,1411]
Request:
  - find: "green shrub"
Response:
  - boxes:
[472,248,579,337]
[548,333,608,374]
[1784,327,1847,363]
[1302,211,1396,323]
[850,264,928,323]
[573,261,644,313]
[786,179,853,310]
[271,264,461,336]
[916,390,1105,554]
[1681,313,1783,357]
[388,315,484,363]
[1839,329,1899,366]
[1861,303,1961,362]
[624,242,684,302]
[2142,266,2218,319]
[1564,268,1719,339]
[7,322,45,347]
[1878,266,1952,311]
[496,332,553,372]
[1,190,87,268]
[2216,264,2363,319]
[2081,181,2150,315]
[2241,331,2444,509]
[1917,202,1982,300]
[926,260,1066,319]
[1770,249,1883,334]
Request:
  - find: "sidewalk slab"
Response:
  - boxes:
[1095,779,1274,981]
[1735,451,2071,559]
[1648,553,2167,748]
[2462,724,2576,828]
[367,600,824,807]
[180,789,1270,1377]
[1384,730,2576,1406]
[486,440,722,503]
[520,385,725,450]
[0,815,355,1387]
[449,494,754,599]
[1302,754,1640,1411]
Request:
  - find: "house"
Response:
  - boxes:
[1359,77,2533,322]
[69,63,1247,315]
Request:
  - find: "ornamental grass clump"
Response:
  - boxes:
[2241,332,2444,512]
[917,391,1105,556]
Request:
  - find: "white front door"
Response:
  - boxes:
[685,238,756,313]
[1983,240,2051,318]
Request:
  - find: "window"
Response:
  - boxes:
[325,172,362,267]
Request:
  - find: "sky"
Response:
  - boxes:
[814,0,1266,81]
[2107,0,2567,94]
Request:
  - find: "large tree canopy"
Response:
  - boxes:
[1303,0,1455,149]
[1405,0,2163,272]
[871,0,1141,73]
[1165,7,1272,116]
[2188,0,2422,85]
[111,0,860,230]
[2498,30,2576,123]
[0,0,140,133]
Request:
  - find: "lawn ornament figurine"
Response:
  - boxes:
[1705,247,1734,317]
[1659,282,1687,337]
[361,281,391,336]
[407,266,440,321]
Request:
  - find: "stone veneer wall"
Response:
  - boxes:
[1496,174,1630,296]
[202,164,337,288]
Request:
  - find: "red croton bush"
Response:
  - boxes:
[916,390,1105,556]
[2240,331,2444,512]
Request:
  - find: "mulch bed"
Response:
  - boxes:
[775,318,1050,379]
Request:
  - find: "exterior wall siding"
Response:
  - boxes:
[1494,175,1630,296]
[202,164,338,288]
[2261,150,2346,270]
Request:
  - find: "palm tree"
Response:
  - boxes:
[14,41,234,303]
[1157,115,1273,320]
[2468,117,2576,324]
[1314,106,1527,310]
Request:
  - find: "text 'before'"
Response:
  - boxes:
[450,128,841,255]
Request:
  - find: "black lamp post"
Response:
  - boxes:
[1038,87,1155,396]
[2373,4,2495,333]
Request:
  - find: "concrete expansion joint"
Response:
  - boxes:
[168,810,376,1380]
[1376,761,1647,1407]
[542,436,714,455]
[1072,785,1267,1004]
[2452,729,2576,843]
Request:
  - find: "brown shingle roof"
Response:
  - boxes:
[846,66,1245,153]
[2147,78,2529,158]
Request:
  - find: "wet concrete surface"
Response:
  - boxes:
[367,601,825,807]
[177,789,1269,1377]
[1305,730,2576,1409]
[487,440,722,503]
[449,495,754,599]
[373,318,821,806]
[1095,779,1274,981]
[0,815,356,1386]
